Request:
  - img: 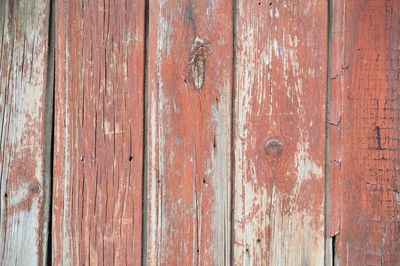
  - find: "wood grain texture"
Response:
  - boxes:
[329,0,400,265]
[146,0,232,265]
[0,0,51,265]
[53,0,145,264]
[233,1,327,265]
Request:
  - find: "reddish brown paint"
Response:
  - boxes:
[0,0,51,264]
[233,1,327,264]
[53,0,145,264]
[2,1,400,265]
[330,0,400,265]
[146,0,232,265]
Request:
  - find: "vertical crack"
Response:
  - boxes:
[374,125,383,150]
[44,0,55,264]
[332,234,337,266]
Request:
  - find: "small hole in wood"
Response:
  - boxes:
[129,155,133,161]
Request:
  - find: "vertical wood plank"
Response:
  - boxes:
[53,0,145,264]
[0,0,51,265]
[146,1,232,265]
[233,1,327,265]
[330,1,400,265]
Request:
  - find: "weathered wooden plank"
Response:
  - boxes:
[53,0,145,264]
[0,0,52,265]
[146,1,232,265]
[233,1,327,265]
[329,0,400,265]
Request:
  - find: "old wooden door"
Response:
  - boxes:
[0,0,399,265]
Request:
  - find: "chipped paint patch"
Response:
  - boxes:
[394,191,400,206]
[157,3,174,56]
[295,142,322,191]
[269,196,324,266]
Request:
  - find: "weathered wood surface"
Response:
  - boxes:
[0,0,52,265]
[233,1,327,265]
[329,0,400,265]
[53,0,145,264]
[146,0,233,265]
[2,1,400,265]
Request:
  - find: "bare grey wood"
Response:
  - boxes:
[0,1,52,265]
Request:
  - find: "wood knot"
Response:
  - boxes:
[186,37,210,90]
[264,138,284,157]
[190,54,205,89]
[28,182,40,193]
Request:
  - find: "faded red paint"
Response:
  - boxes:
[146,0,232,265]
[53,0,145,265]
[330,0,400,265]
[0,0,51,265]
[233,1,327,265]
[2,1,400,265]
